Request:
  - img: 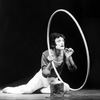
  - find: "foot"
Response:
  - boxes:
[2,87,23,94]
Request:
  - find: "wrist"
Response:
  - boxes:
[47,55,54,62]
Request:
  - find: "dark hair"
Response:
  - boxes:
[50,32,65,49]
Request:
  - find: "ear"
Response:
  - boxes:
[51,45,56,49]
[51,44,56,48]
[51,45,54,47]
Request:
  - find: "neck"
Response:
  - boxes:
[54,49,63,57]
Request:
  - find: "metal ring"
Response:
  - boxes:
[47,9,90,91]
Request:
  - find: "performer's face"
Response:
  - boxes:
[55,37,65,50]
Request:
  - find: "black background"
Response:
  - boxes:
[0,0,100,89]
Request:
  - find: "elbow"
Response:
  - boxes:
[68,64,77,72]
[73,64,77,71]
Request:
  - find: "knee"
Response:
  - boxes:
[64,83,70,92]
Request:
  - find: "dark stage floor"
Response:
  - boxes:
[0,89,100,100]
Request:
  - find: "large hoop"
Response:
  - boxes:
[47,9,90,91]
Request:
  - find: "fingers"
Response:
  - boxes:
[47,55,54,61]
[68,48,74,52]
[65,48,74,53]
[64,48,74,59]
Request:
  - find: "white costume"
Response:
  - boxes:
[2,49,77,94]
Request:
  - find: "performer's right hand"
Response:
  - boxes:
[42,69,50,77]
[47,55,54,62]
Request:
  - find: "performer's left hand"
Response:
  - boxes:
[64,48,74,59]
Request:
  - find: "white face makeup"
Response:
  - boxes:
[55,37,65,50]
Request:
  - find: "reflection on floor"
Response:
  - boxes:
[0,89,100,100]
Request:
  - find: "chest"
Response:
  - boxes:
[53,55,64,67]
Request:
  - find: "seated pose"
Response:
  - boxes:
[2,32,77,94]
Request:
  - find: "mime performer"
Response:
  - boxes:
[2,32,77,94]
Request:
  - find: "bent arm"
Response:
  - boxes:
[66,56,77,72]
[41,53,52,77]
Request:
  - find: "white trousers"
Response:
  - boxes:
[2,69,70,94]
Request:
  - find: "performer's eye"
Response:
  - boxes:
[57,40,61,42]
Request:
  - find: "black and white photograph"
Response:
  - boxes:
[0,0,100,100]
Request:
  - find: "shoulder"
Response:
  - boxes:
[42,49,53,57]
[42,50,49,57]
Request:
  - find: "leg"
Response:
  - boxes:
[2,85,26,94]
[40,77,59,94]
[63,82,70,92]
[40,79,70,93]
[2,70,45,94]
[40,85,50,93]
